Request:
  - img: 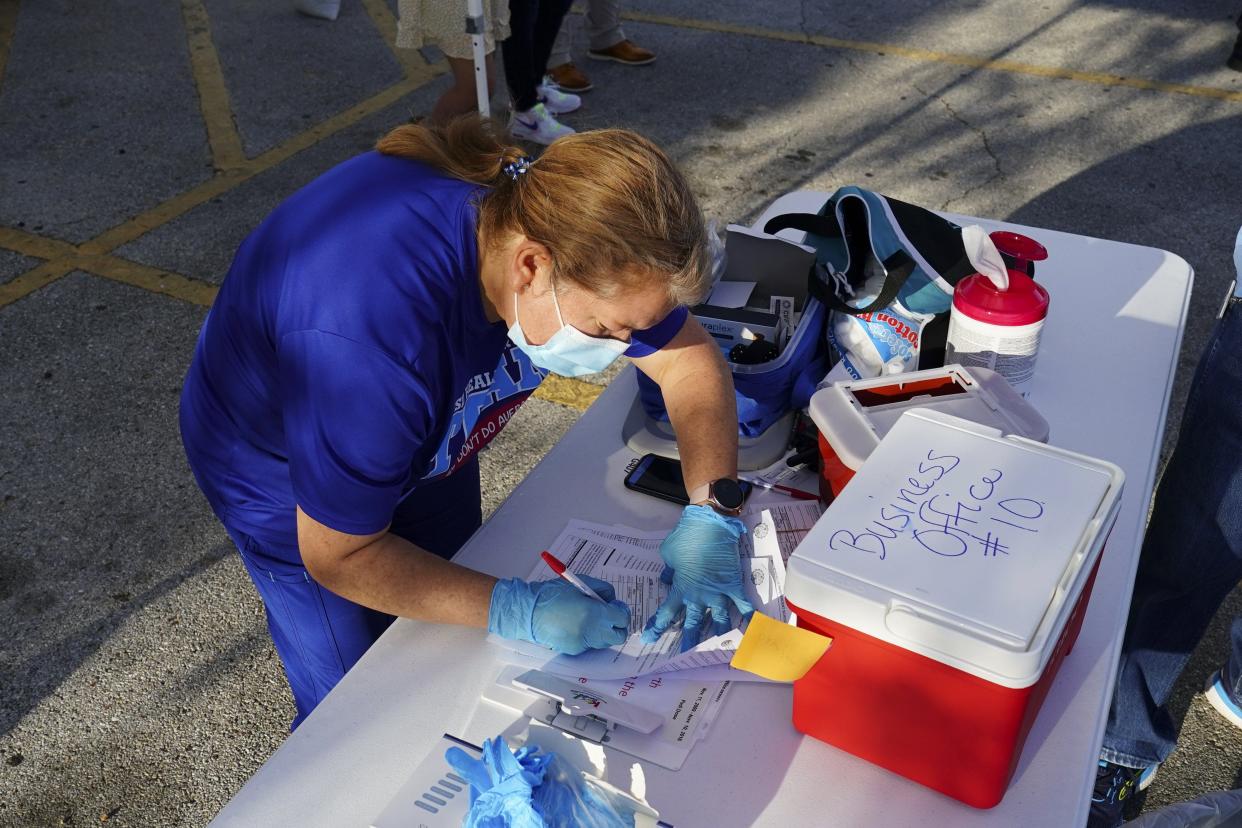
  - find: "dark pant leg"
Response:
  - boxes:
[503,0,540,111]
[1100,305,1242,767]
[224,459,483,729]
[227,528,395,730]
[529,0,574,86]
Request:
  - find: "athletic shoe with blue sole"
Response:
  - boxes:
[1205,669,1242,729]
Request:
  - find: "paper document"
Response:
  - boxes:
[706,280,758,308]
[488,664,733,758]
[494,508,819,681]
[739,499,822,565]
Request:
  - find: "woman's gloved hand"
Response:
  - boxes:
[642,504,754,652]
[489,576,630,655]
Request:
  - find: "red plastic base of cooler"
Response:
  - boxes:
[787,556,1102,809]
[817,432,856,502]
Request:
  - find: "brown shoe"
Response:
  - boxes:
[547,62,594,92]
[587,39,656,66]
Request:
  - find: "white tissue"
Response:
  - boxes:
[962,225,1008,290]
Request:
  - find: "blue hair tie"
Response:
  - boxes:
[503,156,533,182]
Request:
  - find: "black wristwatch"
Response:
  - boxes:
[689,478,745,516]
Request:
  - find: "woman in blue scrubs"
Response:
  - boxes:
[179,117,752,727]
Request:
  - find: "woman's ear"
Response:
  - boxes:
[510,236,554,295]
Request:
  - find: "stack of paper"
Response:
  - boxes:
[490,503,822,682]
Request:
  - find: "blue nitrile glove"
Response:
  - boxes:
[489,576,630,655]
[446,737,636,828]
[446,738,549,828]
[641,504,754,652]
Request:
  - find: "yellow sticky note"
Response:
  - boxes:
[730,612,833,682]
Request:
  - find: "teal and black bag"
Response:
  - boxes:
[763,185,976,369]
[638,187,977,437]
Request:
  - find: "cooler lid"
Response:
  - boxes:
[787,408,1122,683]
[808,365,1050,472]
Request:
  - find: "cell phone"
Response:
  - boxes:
[623,453,752,506]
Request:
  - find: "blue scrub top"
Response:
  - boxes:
[180,151,686,563]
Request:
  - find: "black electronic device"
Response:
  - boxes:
[623,454,752,507]
[728,338,780,365]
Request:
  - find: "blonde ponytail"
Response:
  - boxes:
[376,115,711,306]
[376,116,524,188]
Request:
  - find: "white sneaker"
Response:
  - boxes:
[295,0,340,20]
[537,77,581,115]
[509,103,575,145]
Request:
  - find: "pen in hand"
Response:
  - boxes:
[541,551,609,604]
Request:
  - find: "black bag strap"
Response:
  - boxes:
[762,212,843,240]
[806,251,916,315]
[764,201,956,316]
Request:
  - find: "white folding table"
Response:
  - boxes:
[210,192,1193,827]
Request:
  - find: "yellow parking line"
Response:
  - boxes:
[74,254,219,307]
[3,70,433,308]
[621,10,1242,104]
[180,0,246,170]
[0,258,75,307]
[79,75,424,257]
[0,226,77,260]
[0,0,17,94]
[533,374,606,411]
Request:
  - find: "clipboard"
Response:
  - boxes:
[482,665,733,771]
[370,732,670,827]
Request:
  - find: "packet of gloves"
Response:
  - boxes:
[446,737,660,828]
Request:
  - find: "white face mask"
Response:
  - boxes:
[507,282,630,377]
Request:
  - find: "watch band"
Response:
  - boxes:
[688,480,744,516]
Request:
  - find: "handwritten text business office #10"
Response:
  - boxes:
[828,451,1046,561]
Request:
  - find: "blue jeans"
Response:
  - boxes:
[225,458,484,729]
[1100,299,1242,769]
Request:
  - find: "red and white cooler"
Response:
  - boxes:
[810,364,1049,501]
[785,408,1124,808]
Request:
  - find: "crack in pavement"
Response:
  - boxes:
[913,81,1007,211]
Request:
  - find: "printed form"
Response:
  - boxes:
[493,503,821,681]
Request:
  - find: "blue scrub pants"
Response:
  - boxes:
[225,458,483,729]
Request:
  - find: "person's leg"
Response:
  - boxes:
[222,460,484,729]
[530,0,574,85]
[227,528,395,729]
[585,0,624,52]
[431,55,497,124]
[503,0,541,112]
[584,0,653,65]
[548,8,575,72]
[1100,305,1242,770]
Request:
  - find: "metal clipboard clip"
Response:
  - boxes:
[510,669,664,743]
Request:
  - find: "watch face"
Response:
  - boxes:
[713,479,745,510]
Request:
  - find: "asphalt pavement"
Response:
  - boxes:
[1,0,1240,825]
